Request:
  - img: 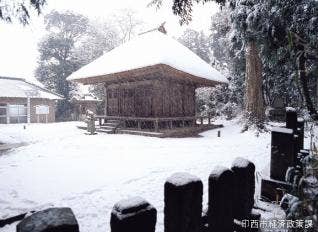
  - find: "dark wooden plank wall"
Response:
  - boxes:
[105,79,196,117]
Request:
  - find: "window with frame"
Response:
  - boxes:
[8,104,27,123]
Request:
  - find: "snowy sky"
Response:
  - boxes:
[0,0,220,83]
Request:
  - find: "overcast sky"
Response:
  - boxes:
[0,0,219,83]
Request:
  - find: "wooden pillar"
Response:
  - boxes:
[27,97,31,124]
[111,197,157,232]
[154,119,159,132]
[164,173,203,232]
[169,120,172,129]
[137,120,141,130]
[208,167,234,232]
[231,158,255,220]
[6,104,9,124]
[104,84,108,116]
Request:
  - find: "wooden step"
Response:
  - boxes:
[102,122,120,127]
[100,125,117,130]
[106,120,121,123]
[117,129,163,137]
[97,128,115,134]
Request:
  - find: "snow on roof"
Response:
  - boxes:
[67,31,228,84]
[72,93,102,102]
[0,76,63,100]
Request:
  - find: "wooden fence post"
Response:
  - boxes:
[111,197,157,232]
[164,172,203,232]
[231,158,255,220]
[208,166,234,232]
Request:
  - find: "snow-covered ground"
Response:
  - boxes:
[0,120,293,231]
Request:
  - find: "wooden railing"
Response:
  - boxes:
[95,115,213,132]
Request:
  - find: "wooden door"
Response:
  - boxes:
[135,86,152,117]
[121,88,135,116]
[107,89,119,116]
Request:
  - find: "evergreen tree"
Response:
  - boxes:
[36,10,135,120]
[178,29,211,63]
[36,11,90,120]
[151,0,318,121]
[210,7,245,107]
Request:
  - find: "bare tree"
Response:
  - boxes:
[110,8,144,43]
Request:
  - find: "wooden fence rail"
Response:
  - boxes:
[95,115,213,132]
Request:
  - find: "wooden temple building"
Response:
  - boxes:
[67,27,227,136]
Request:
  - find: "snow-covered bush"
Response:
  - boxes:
[196,84,241,119]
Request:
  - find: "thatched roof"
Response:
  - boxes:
[66,30,227,86]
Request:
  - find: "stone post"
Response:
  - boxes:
[16,208,79,232]
[231,157,255,220]
[270,127,295,181]
[110,197,157,232]
[208,166,234,232]
[164,172,203,232]
[286,107,297,131]
[297,118,305,150]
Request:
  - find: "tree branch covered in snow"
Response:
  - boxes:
[0,0,46,25]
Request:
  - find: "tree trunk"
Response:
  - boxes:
[297,48,318,120]
[244,40,265,126]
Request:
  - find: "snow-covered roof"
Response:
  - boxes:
[72,93,102,102]
[0,76,63,100]
[66,31,227,84]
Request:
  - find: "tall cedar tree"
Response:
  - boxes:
[150,0,318,121]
